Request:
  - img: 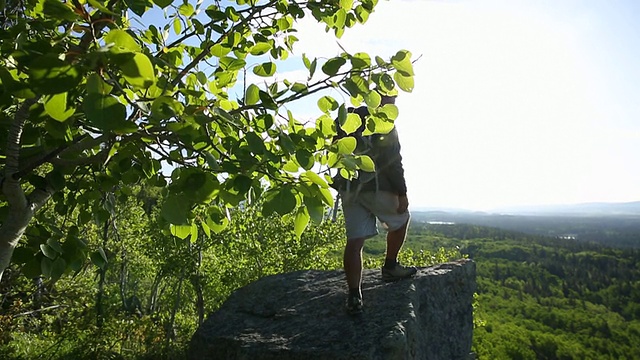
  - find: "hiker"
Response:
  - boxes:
[332,94,417,315]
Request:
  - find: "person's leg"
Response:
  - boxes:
[340,191,377,313]
[363,191,415,280]
[384,218,409,266]
[343,237,366,298]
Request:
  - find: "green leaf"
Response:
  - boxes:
[42,0,79,21]
[104,29,141,54]
[29,54,81,94]
[293,207,310,238]
[377,73,395,93]
[303,194,325,224]
[339,0,353,9]
[295,149,314,170]
[232,175,253,194]
[391,50,414,76]
[207,207,229,233]
[45,170,66,191]
[354,5,370,23]
[363,114,395,135]
[40,244,58,259]
[255,114,274,130]
[283,161,299,173]
[245,84,260,105]
[291,82,308,93]
[394,71,414,92]
[219,56,246,71]
[350,52,371,69]
[161,194,191,225]
[302,53,311,69]
[316,114,336,138]
[377,104,399,120]
[50,257,66,282]
[84,94,136,133]
[177,169,219,203]
[317,96,338,113]
[178,3,195,16]
[364,91,381,108]
[90,248,108,270]
[170,224,192,239]
[190,222,198,242]
[245,132,266,154]
[41,257,53,277]
[341,113,361,135]
[303,170,329,189]
[124,0,147,16]
[337,137,356,154]
[318,187,334,207]
[250,42,272,56]
[357,155,375,172]
[151,95,184,120]
[264,187,297,216]
[201,219,211,237]
[120,52,156,89]
[86,73,113,95]
[309,58,317,78]
[253,62,277,77]
[152,0,172,7]
[196,71,207,85]
[44,93,75,122]
[211,44,232,57]
[343,75,368,97]
[22,257,42,278]
[87,0,118,15]
[321,57,346,76]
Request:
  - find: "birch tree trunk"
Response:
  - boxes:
[0,98,51,283]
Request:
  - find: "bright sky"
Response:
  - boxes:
[284,0,640,211]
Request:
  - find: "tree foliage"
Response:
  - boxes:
[0,189,346,358]
[419,222,640,359]
[0,0,415,281]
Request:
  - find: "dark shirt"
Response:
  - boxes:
[335,106,407,196]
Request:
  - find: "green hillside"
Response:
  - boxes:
[391,223,640,359]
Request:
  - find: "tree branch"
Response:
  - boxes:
[15,133,112,180]
[170,2,274,87]
[13,305,67,318]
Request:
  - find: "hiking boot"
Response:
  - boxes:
[346,294,363,315]
[382,262,418,282]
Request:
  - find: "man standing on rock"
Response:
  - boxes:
[332,94,417,315]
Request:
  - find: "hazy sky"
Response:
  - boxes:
[284,0,640,210]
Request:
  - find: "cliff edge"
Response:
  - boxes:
[188,259,476,360]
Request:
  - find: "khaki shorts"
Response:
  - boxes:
[340,190,410,240]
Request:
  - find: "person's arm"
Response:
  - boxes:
[397,194,409,214]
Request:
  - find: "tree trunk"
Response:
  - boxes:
[192,273,205,326]
[0,97,50,283]
[147,271,163,315]
[165,273,184,349]
[96,220,110,328]
[0,207,35,282]
[119,247,128,309]
[193,243,205,325]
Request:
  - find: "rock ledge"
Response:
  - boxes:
[188,259,476,360]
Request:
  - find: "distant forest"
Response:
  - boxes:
[388,222,640,359]
[412,211,640,248]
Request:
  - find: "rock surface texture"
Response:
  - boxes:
[188,259,476,360]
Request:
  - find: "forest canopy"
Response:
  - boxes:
[0,0,415,282]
